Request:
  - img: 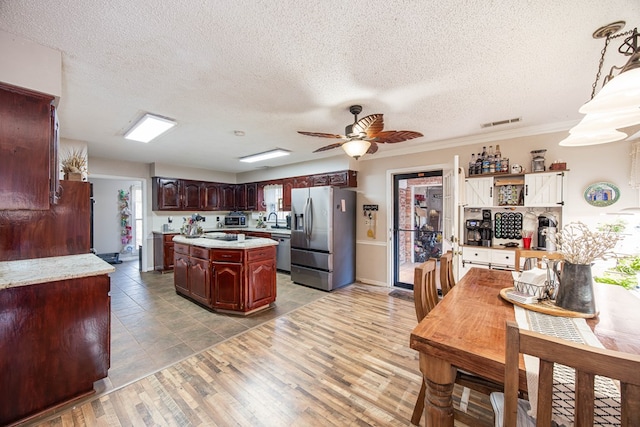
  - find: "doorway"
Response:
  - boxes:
[393,170,443,289]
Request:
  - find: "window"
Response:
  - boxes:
[263,184,288,221]
[132,183,143,249]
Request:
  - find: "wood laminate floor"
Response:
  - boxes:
[25,262,494,426]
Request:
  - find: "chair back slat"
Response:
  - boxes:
[413,259,437,322]
[439,251,456,296]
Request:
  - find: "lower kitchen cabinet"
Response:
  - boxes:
[153,232,178,273]
[459,246,516,277]
[173,243,276,313]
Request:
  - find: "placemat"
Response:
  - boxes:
[514,306,621,426]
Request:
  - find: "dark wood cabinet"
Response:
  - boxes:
[0,82,57,210]
[152,178,181,210]
[202,182,221,210]
[182,180,202,210]
[219,184,236,210]
[188,256,211,305]
[246,246,277,311]
[153,170,356,212]
[282,178,294,211]
[245,182,257,210]
[0,273,110,426]
[0,181,91,261]
[173,243,276,313]
[212,261,243,311]
[153,232,177,272]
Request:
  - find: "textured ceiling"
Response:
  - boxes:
[1,1,639,173]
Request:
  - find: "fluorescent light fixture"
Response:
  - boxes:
[239,149,290,163]
[124,113,176,143]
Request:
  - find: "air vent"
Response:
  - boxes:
[480,117,522,129]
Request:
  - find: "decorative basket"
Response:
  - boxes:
[514,279,553,299]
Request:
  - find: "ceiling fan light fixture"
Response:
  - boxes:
[124,113,176,143]
[239,148,290,163]
[342,139,371,159]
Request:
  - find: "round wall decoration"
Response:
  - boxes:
[583,182,620,207]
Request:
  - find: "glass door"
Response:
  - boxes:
[393,170,443,289]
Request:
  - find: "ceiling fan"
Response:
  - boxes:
[297,105,424,159]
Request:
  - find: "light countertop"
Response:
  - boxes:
[157,227,291,235]
[0,254,116,290]
[173,233,279,249]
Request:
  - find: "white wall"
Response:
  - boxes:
[0,30,61,100]
[90,178,141,256]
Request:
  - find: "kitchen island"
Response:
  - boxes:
[0,254,114,426]
[173,233,278,314]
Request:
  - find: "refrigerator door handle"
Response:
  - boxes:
[304,197,312,240]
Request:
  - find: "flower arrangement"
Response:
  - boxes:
[181,213,204,236]
[549,221,622,264]
[60,148,88,175]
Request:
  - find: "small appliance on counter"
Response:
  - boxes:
[465,219,483,246]
[480,209,493,247]
[537,213,557,250]
[531,149,547,172]
[224,211,247,227]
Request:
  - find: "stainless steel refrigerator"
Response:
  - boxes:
[290,186,356,291]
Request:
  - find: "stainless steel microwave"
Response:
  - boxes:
[224,214,247,227]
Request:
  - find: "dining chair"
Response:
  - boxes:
[411,259,503,426]
[490,320,640,427]
[514,249,563,272]
[439,250,456,297]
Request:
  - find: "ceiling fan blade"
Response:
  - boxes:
[313,142,344,153]
[374,130,423,144]
[366,142,379,155]
[352,114,384,138]
[298,131,346,139]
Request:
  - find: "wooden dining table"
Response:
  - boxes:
[409,267,640,427]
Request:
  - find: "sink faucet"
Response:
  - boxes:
[267,211,278,227]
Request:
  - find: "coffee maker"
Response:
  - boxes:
[465,219,482,245]
[537,213,557,250]
[480,209,493,246]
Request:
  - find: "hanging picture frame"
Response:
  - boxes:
[583,182,620,207]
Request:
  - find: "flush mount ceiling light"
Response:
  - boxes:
[239,148,291,163]
[560,21,640,147]
[124,113,176,143]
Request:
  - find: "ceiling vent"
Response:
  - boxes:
[481,117,522,129]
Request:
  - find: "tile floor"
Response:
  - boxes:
[100,261,328,394]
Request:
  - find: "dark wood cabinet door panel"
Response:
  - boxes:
[212,262,243,310]
[182,180,202,210]
[0,275,110,426]
[244,182,257,211]
[152,178,181,210]
[174,254,190,295]
[0,83,55,210]
[188,258,211,305]
[202,183,221,210]
[246,258,276,310]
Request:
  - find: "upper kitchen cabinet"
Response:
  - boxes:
[464,176,494,207]
[524,171,565,207]
[0,82,57,210]
[152,178,182,210]
[182,180,202,210]
[202,182,221,210]
[243,182,257,211]
[282,178,294,211]
[219,184,236,211]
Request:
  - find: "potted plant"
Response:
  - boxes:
[60,148,87,181]
[550,222,622,314]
